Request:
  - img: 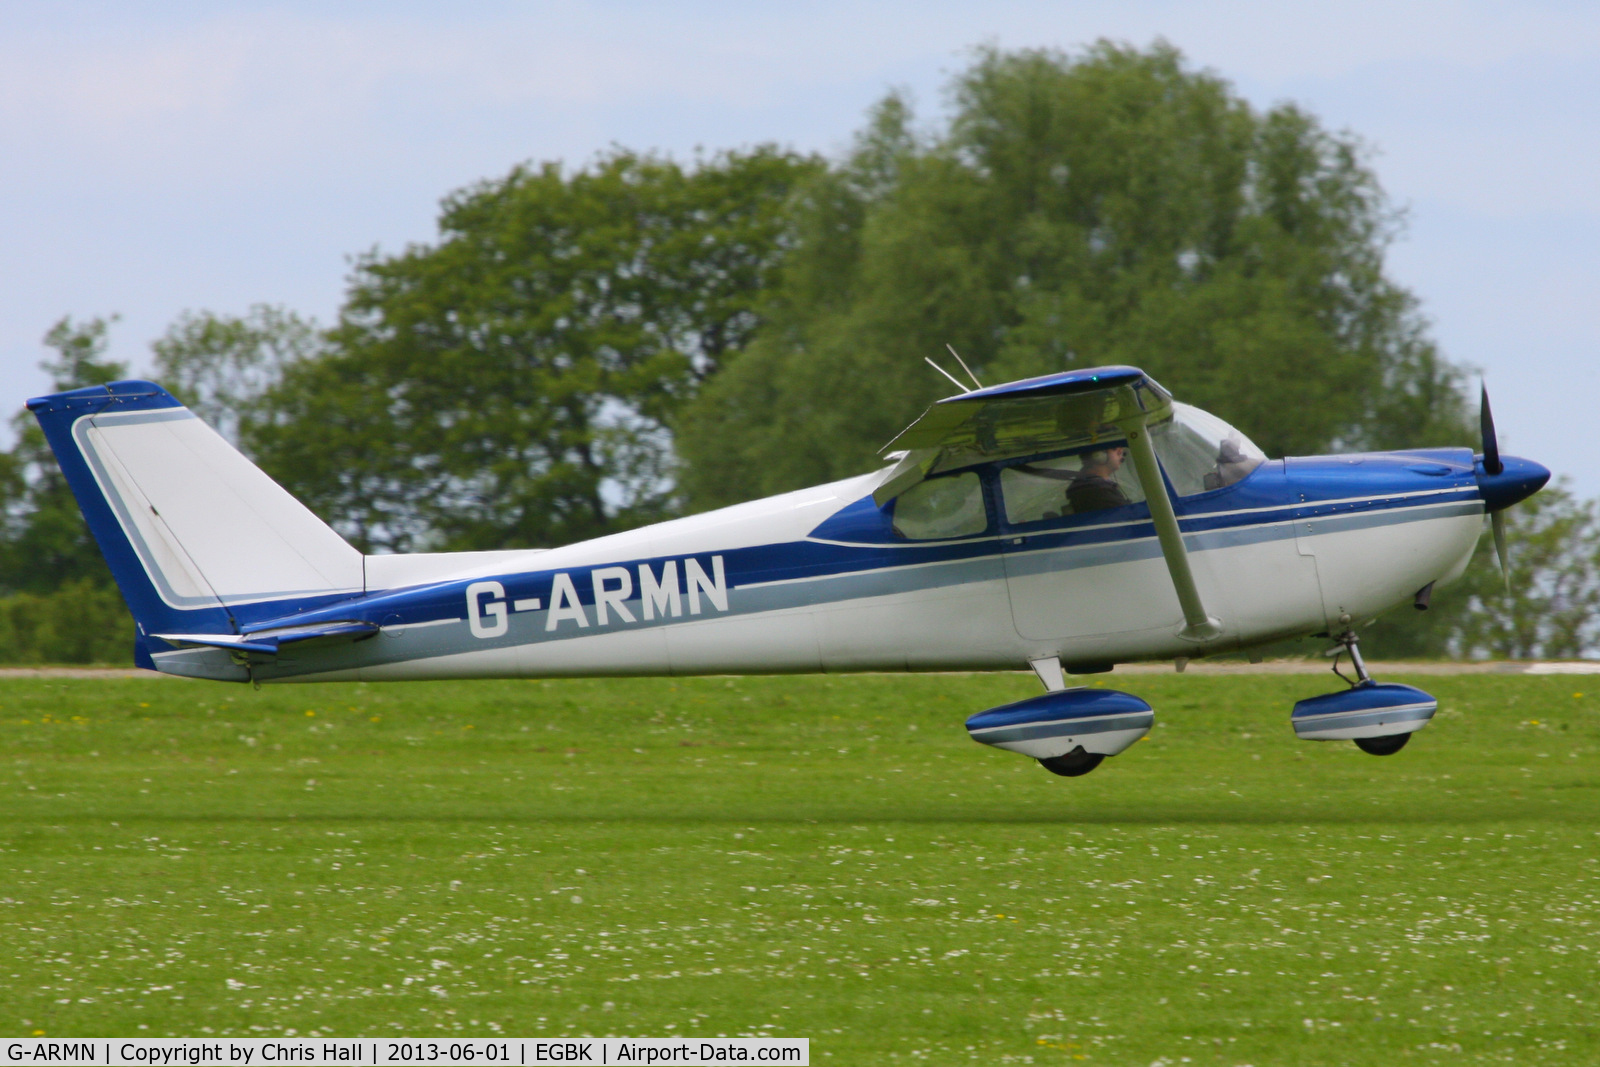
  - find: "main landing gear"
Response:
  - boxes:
[1038,748,1105,777]
[965,688,1153,779]
[1291,632,1438,754]
[1354,733,1411,756]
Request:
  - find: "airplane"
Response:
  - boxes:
[27,365,1548,778]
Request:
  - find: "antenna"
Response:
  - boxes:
[923,356,970,393]
[946,344,983,390]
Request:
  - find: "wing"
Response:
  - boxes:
[874,365,1173,505]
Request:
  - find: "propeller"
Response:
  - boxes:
[1480,384,1510,590]
[1490,511,1510,592]
[1479,383,1502,476]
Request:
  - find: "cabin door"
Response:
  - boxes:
[994,455,1174,641]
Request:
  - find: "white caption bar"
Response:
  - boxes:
[1,1039,808,1067]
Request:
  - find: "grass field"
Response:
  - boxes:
[1,670,1597,1064]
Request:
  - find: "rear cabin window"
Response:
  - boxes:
[999,449,1146,525]
[891,472,988,540]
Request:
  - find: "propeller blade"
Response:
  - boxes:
[1491,510,1510,593]
[1480,383,1503,476]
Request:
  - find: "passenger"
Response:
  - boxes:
[1204,438,1256,491]
[1066,446,1131,513]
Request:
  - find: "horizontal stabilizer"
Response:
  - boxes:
[154,620,379,656]
[152,633,280,655]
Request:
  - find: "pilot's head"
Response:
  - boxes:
[1083,446,1126,473]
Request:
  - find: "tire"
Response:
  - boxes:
[1039,747,1105,777]
[1354,733,1410,756]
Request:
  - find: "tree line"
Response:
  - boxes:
[4,42,1596,663]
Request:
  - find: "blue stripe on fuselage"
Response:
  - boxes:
[230,461,1484,657]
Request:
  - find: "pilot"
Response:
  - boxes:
[1066,446,1131,513]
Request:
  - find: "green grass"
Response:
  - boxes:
[2,671,1597,1064]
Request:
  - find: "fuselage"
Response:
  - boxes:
[29,376,1544,688]
[152,446,1492,684]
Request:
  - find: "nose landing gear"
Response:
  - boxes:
[1291,632,1437,754]
[1354,732,1411,756]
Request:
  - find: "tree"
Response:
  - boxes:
[0,316,127,597]
[1399,487,1599,659]
[151,305,322,446]
[676,42,1474,509]
[1457,488,1600,658]
[245,147,821,553]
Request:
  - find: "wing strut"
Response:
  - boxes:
[1122,417,1222,643]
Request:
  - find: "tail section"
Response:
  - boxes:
[26,381,364,664]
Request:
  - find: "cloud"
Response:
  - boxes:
[3,1,1597,486]
[5,3,1598,185]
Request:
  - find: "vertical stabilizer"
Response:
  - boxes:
[27,380,364,662]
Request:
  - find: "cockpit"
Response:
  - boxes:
[888,402,1267,540]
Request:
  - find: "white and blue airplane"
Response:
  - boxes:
[28,365,1547,777]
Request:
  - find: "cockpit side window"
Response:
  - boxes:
[999,446,1146,525]
[1151,403,1267,497]
[891,471,988,540]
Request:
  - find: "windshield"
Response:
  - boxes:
[1151,402,1266,496]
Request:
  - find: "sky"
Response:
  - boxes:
[3,1,1597,496]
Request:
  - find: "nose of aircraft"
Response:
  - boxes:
[1476,454,1550,512]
